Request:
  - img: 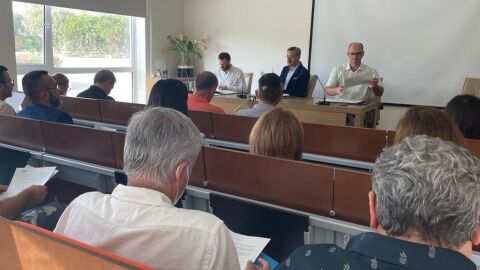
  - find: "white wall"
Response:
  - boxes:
[183,0,312,93]
[148,0,184,78]
[0,0,18,88]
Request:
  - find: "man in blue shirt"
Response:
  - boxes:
[274,136,480,270]
[18,70,73,124]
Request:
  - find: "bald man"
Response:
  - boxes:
[325,43,384,102]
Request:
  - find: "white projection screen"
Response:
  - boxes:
[309,0,480,106]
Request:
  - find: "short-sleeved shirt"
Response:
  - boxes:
[276,232,476,270]
[54,185,240,270]
[188,93,225,113]
[236,103,274,118]
[326,63,381,101]
[18,104,73,124]
[0,100,15,116]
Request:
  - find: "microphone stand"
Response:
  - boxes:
[316,76,330,105]
[237,73,250,99]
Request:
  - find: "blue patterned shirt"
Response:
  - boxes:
[276,232,475,270]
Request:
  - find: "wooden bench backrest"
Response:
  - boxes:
[0,115,44,151]
[41,122,116,168]
[211,113,257,143]
[0,218,154,270]
[465,139,480,158]
[204,146,334,216]
[99,100,145,126]
[303,123,386,162]
[189,110,214,138]
[58,96,102,122]
[333,168,372,226]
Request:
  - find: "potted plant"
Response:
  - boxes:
[167,33,207,78]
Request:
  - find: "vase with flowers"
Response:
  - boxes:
[167,33,207,78]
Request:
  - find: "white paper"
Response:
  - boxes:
[344,71,375,88]
[216,89,237,95]
[0,166,57,199]
[94,123,117,131]
[324,98,364,104]
[230,230,270,270]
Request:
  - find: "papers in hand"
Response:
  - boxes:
[0,166,57,199]
[343,70,375,88]
[216,89,237,95]
[230,230,270,269]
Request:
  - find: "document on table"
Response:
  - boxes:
[230,230,270,269]
[216,89,237,95]
[0,166,57,199]
[344,70,375,88]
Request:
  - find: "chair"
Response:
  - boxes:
[462,77,480,97]
[306,74,318,98]
[244,72,253,94]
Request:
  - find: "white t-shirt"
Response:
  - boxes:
[215,65,246,93]
[326,63,381,101]
[0,100,15,116]
[54,185,240,270]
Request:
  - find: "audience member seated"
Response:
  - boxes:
[52,73,70,96]
[0,184,64,230]
[54,108,240,270]
[147,78,188,115]
[236,73,282,118]
[188,71,225,113]
[393,106,465,146]
[77,69,115,101]
[445,95,480,140]
[0,65,15,116]
[277,136,480,270]
[279,47,310,97]
[249,107,303,160]
[18,70,73,124]
[214,52,245,93]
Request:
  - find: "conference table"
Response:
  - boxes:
[211,95,380,128]
[147,77,379,128]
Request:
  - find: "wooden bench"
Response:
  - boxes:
[0,218,153,270]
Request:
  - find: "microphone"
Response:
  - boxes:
[316,76,329,106]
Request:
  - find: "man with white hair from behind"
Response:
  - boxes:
[54,107,240,270]
[276,135,480,270]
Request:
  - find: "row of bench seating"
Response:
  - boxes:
[2,114,480,260]
[56,96,480,163]
[0,114,371,226]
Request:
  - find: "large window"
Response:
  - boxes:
[12,1,143,102]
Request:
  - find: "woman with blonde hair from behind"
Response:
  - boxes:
[393,106,465,146]
[249,107,304,160]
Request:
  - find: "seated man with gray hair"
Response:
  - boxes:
[54,108,240,270]
[276,135,480,270]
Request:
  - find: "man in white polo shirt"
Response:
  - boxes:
[55,108,240,270]
[325,42,384,102]
[215,52,245,94]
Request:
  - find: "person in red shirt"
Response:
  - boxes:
[188,71,225,113]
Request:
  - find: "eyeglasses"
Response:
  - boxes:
[348,52,364,56]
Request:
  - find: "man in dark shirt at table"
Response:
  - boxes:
[279,47,310,97]
[18,70,73,124]
[274,136,480,270]
[77,69,116,101]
